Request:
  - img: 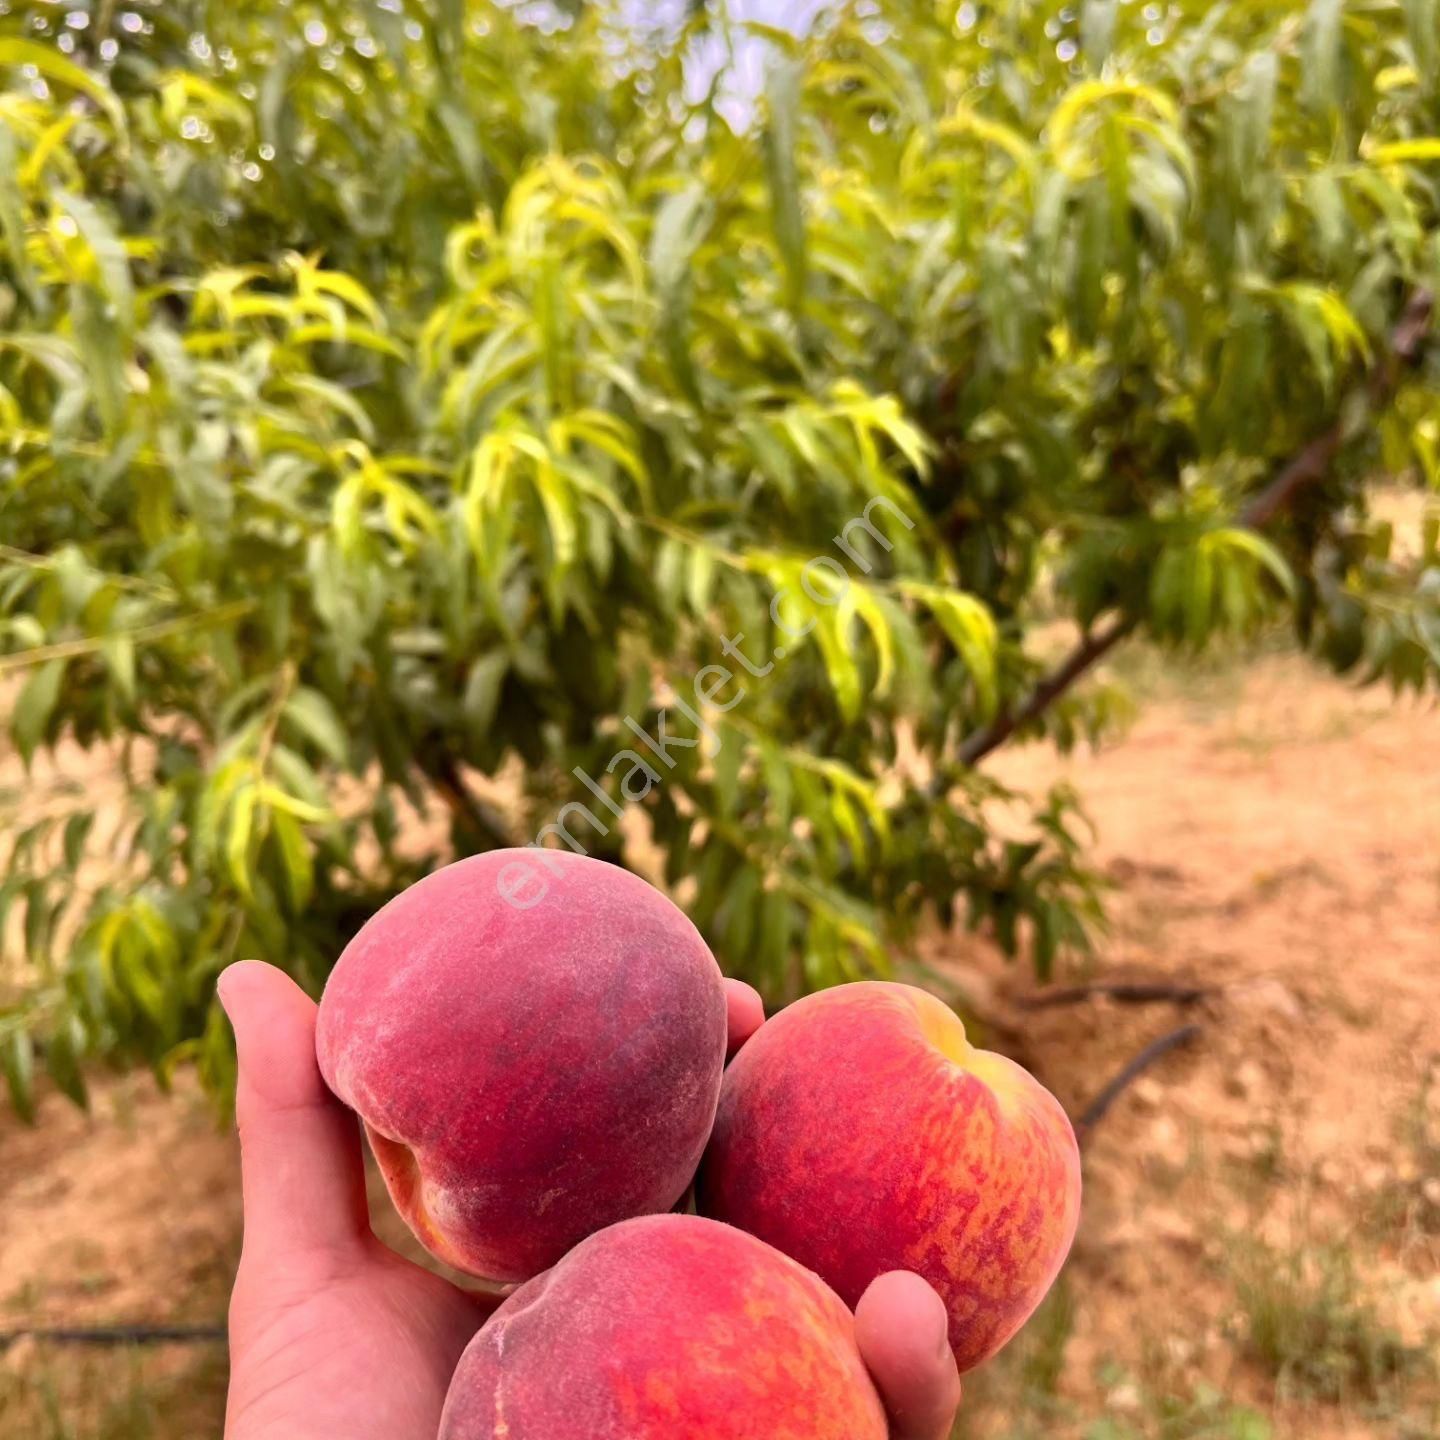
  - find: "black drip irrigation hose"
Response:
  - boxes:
[1075,1023,1204,1137]
[0,1324,226,1351]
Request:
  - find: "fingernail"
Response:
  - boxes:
[216,966,242,1012]
[927,1294,952,1359]
[216,961,255,1024]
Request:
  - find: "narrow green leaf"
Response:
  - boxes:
[758,888,791,983]
[712,731,743,818]
[13,658,65,765]
[1219,555,1252,631]
[650,183,712,297]
[270,809,315,911]
[0,39,126,133]
[258,50,296,178]
[227,784,258,899]
[463,652,509,736]
[722,864,760,962]
[102,634,137,702]
[1306,171,1347,259]
[56,191,135,334]
[902,584,999,718]
[3,1030,36,1125]
[270,745,330,814]
[1301,0,1345,114]
[686,545,716,616]
[63,811,93,871]
[1074,182,1109,344]
[763,746,793,830]
[117,939,168,1034]
[813,609,863,720]
[649,184,711,405]
[1404,0,1439,85]
[1150,545,1187,638]
[198,997,237,1117]
[1217,528,1298,597]
[0,125,37,310]
[24,879,51,960]
[763,58,808,316]
[69,283,126,435]
[44,1020,88,1110]
[284,688,349,766]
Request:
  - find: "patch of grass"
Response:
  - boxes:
[1082,1375,1271,1439]
[1,1282,40,1317]
[1220,1119,1287,1193]
[1015,1280,1076,1399]
[950,1285,1270,1440]
[952,1281,1076,1438]
[938,1272,1290,1440]
[1228,1238,1428,1405]
[1102,634,1282,713]
[1141,1116,1210,1199]
[1369,1065,1440,1243]
[0,1346,227,1440]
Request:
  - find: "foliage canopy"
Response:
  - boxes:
[1,0,1439,1114]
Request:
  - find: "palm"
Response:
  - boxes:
[227,1242,487,1440]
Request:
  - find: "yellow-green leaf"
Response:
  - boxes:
[0,39,126,134]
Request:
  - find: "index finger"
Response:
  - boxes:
[723,979,765,1058]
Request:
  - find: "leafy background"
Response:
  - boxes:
[3,0,1438,1114]
[1,2,1439,1438]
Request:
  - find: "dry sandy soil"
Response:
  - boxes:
[1,646,1437,1439]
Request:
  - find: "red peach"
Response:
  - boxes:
[438,1213,888,1439]
[697,981,1081,1372]
[316,848,727,1283]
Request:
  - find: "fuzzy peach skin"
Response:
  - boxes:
[697,981,1081,1373]
[315,849,728,1284]
[438,1213,888,1439]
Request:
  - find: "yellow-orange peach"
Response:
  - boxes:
[698,981,1081,1372]
[438,1214,888,1439]
[316,849,727,1283]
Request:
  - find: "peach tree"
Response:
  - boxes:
[1,0,1438,1113]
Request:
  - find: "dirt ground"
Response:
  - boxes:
[1,645,1437,1439]
[953,647,1440,1438]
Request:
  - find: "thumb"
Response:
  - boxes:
[854,1271,963,1440]
[221,960,370,1270]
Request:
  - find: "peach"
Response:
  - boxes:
[697,981,1081,1372]
[315,848,728,1283]
[438,1213,888,1439]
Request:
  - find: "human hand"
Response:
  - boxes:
[221,960,960,1440]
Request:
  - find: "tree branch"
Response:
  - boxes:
[958,288,1434,769]
[428,755,516,852]
[959,612,1135,765]
[0,599,256,679]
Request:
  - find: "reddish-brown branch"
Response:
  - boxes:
[958,288,1434,768]
[429,755,514,851]
[958,612,1134,765]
